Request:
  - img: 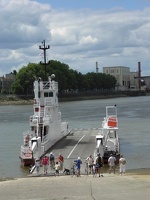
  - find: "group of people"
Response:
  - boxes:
[84,153,126,177]
[35,152,64,175]
[35,151,126,176]
[85,153,104,177]
[108,154,126,175]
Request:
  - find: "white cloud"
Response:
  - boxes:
[0,0,150,76]
[79,35,98,45]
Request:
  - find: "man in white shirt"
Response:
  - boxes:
[85,155,94,174]
[108,154,116,174]
[119,154,126,175]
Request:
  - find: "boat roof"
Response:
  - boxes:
[96,135,103,138]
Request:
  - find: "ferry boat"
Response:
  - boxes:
[19,74,69,166]
[95,105,120,163]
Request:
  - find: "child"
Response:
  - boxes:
[55,161,59,176]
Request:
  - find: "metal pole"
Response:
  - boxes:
[39,40,50,80]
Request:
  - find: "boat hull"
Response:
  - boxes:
[19,156,35,166]
[19,134,69,166]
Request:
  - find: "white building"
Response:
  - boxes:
[103,66,131,91]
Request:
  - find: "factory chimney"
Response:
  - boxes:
[138,62,141,91]
[96,62,99,73]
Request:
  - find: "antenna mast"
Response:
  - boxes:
[39,40,50,80]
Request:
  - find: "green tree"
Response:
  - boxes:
[11,63,42,95]
[11,60,116,95]
[84,72,116,90]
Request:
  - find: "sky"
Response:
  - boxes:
[1,0,150,77]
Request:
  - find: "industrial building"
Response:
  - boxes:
[102,62,149,91]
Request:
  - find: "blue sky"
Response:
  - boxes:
[36,0,150,10]
[1,0,150,76]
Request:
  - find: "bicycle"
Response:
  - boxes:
[70,162,77,177]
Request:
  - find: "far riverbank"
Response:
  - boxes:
[0,91,148,105]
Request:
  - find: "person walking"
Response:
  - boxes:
[74,157,82,177]
[35,158,40,174]
[119,154,126,175]
[85,155,94,174]
[58,153,64,171]
[42,155,49,175]
[108,154,116,174]
[95,153,103,177]
[49,152,55,170]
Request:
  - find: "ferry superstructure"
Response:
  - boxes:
[19,74,69,166]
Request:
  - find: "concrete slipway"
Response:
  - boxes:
[0,172,150,200]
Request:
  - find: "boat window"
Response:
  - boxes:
[44,92,53,97]
[109,130,115,138]
[44,92,48,97]
[44,126,48,135]
[35,107,39,112]
[49,92,53,97]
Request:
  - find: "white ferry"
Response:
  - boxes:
[95,105,120,163]
[19,74,69,166]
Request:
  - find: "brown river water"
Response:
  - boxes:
[0,95,150,178]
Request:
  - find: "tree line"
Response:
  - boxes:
[11,60,117,95]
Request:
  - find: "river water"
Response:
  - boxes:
[0,96,150,178]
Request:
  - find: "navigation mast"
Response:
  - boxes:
[39,40,50,80]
